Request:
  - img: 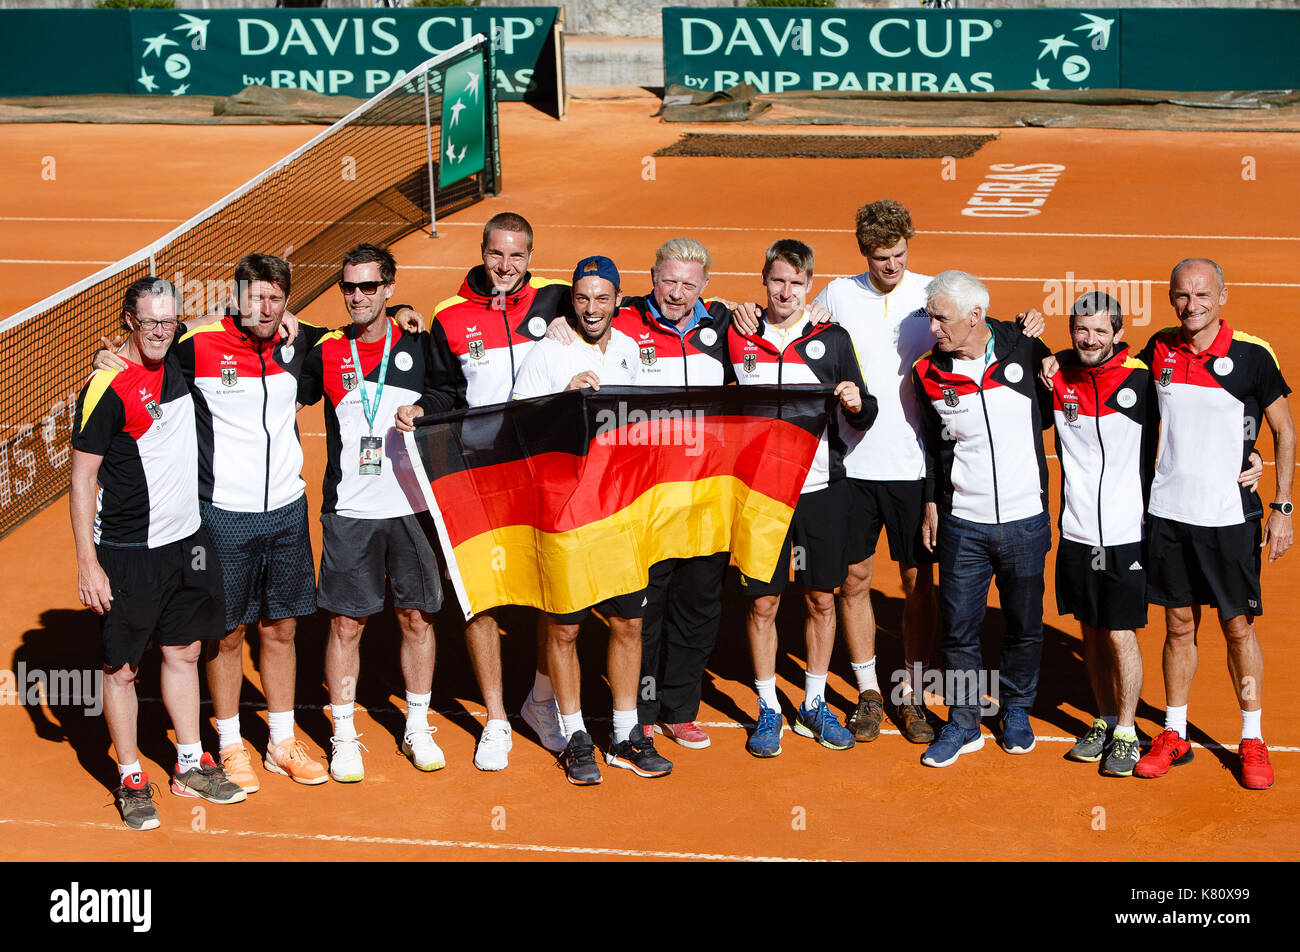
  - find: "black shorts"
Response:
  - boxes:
[846,478,933,567]
[1055,537,1148,631]
[550,587,648,626]
[1146,515,1263,620]
[97,527,225,670]
[739,482,849,597]
[317,512,443,618]
[201,496,316,632]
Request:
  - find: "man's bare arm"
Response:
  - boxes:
[1261,395,1295,561]
[70,450,113,614]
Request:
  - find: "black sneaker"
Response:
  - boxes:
[113,772,160,831]
[606,725,673,778]
[557,730,602,786]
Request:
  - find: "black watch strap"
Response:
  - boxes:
[1269,501,1293,515]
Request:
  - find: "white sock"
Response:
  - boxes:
[851,658,879,694]
[1241,708,1263,742]
[1101,714,1118,728]
[612,708,638,744]
[804,671,828,710]
[215,715,241,750]
[559,710,586,740]
[176,742,202,771]
[532,672,555,704]
[267,710,295,746]
[332,701,357,740]
[405,691,431,732]
[1164,704,1188,739]
[754,676,780,711]
[1114,723,1137,741]
[903,660,924,698]
[118,759,142,781]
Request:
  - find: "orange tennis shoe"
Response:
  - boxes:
[219,743,260,793]
[264,737,328,785]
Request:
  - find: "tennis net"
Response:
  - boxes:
[0,34,501,539]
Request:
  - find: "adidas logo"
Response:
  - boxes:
[1129,561,1143,570]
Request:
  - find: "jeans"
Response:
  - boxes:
[936,510,1051,730]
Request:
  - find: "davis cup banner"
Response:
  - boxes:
[664,7,1123,94]
[0,8,559,101]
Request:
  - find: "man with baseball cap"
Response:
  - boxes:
[512,256,673,785]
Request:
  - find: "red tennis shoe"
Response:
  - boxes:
[1238,738,1275,790]
[1134,728,1194,779]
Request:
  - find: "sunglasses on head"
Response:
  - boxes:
[338,280,385,294]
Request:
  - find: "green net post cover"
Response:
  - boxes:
[439,52,487,188]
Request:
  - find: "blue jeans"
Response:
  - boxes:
[936,510,1051,729]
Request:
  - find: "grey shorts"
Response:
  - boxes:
[317,512,443,618]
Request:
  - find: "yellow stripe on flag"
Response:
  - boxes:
[448,475,796,616]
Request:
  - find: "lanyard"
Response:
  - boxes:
[350,320,392,436]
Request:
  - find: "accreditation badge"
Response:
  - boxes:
[359,436,383,476]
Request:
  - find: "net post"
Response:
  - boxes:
[484,33,503,197]
[423,71,438,238]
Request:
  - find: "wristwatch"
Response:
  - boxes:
[1269,501,1293,515]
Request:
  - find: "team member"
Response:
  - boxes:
[423,212,573,769]
[620,238,736,749]
[912,270,1053,767]
[300,245,458,781]
[176,254,330,787]
[1048,292,1152,777]
[71,278,244,830]
[729,240,878,756]
[511,256,673,785]
[1133,259,1293,789]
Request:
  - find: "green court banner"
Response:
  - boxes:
[439,51,487,187]
[0,8,558,102]
[663,7,1300,93]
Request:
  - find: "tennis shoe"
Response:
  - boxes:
[402,726,446,772]
[171,753,247,803]
[329,735,367,783]
[1134,729,1194,779]
[113,772,160,831]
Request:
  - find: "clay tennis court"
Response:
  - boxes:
[1,96,1297,863]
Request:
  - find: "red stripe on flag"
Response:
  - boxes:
[431,414,819,547]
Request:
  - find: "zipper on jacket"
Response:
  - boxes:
[259,345,271,512]
[977,370,1001,524]
[1091,371,1106,547]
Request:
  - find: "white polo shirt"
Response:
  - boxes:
[511,328,642,399]
[814,269,934,481]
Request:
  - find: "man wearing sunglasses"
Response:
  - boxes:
[299,244,458,782]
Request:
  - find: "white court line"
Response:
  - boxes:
[124,698,1300,753]
[0,818,822,862]
[5,216,1296,242]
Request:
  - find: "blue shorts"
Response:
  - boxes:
[200,495,316,631]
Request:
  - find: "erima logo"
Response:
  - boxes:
[221,354,234,362]
[49,882,151,932]
[1129,561,1142,570]
[340,356,353,366]
[466,325,477,332]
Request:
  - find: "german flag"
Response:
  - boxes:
[401,385,831,619]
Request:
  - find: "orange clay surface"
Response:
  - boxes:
[1,100,1298,861]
